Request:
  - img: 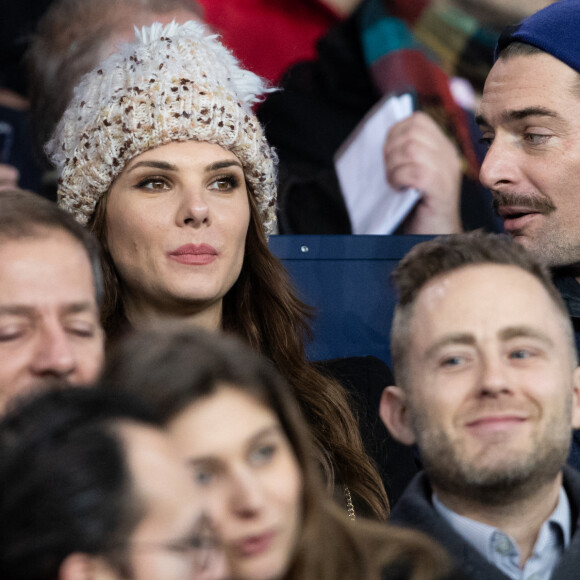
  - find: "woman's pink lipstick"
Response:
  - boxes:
[168,243,218,265]
[234,531,276,558]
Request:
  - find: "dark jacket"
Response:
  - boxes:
[552,271,580,472]
[390,467,580,580]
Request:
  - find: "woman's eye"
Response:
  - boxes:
[136,177,170,191]
[208,176,239,191]
[249,444,276,466]
[193,468,215,487]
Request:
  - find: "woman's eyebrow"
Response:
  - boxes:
[205,160,244,172]
[187,456,220,469]
[186,425,283,467]
[126,160,177,173]
[247,424,283,446]
[125,159,243,174]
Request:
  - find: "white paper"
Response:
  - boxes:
[334,93,421,235]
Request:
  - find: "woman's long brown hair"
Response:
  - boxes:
[90,182,389,519]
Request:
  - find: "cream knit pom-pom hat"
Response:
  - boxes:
[46,20,278,235]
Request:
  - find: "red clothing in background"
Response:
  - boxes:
[196,0,341,82]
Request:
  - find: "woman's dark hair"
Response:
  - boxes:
[100,325,454,580]
[90,183,389,519]
[0,387,157,580]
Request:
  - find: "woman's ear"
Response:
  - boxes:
[59,553,118,580]
[379,386,416,446]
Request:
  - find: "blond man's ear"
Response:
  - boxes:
[379,386,416,446]
[571,366,580,430]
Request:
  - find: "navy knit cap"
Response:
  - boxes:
[495,0,580,73]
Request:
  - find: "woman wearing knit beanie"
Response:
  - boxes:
[46,21,388,521]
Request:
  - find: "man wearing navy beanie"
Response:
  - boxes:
[478,0,580,272]
[477,0,580,472]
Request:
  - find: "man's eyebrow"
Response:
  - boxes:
[61,301,98,315]
[476,106,560,127]
[0,302,97,317]
[499,325,554,347]
[424,333,475,360]
[501,106,561,123]
[475,113,489,127]
[0,305,34,316]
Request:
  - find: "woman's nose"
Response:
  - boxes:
[178,188,211,227]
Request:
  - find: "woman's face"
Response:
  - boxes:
[168,386,303,580]
[105,141,250,325]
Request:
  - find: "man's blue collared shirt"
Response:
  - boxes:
[432,488,571,580]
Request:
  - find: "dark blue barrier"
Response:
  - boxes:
[269,235,434,367]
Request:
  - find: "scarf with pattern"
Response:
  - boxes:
[358,0,499,178]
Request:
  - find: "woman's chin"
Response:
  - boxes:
[232,548,291,580]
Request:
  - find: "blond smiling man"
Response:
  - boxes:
[381,233,580,580]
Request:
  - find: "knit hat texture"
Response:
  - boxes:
[495,0,580,75]
[46,20,278,235]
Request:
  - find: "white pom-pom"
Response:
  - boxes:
[133,20,273,104]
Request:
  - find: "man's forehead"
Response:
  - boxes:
[0,230,89,265]
[0,231,95,289]
[479,52,579,125]
[414,264,554,319]
[408,264,569,348]
[0,232,99,319]
[0,225,82,247]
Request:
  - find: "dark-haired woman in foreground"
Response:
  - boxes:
[100,325,461,580]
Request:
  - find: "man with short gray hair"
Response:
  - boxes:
[0,189,104,409]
